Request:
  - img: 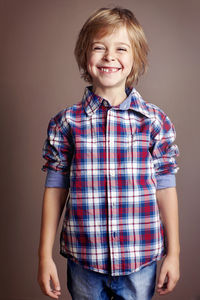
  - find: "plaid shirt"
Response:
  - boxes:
[42,86,179,276]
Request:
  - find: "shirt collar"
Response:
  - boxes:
[82,86,151,118]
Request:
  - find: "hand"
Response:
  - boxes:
[38,257,61,299]
[157,254,180,295]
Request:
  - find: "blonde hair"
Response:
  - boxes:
[74,7,149,87]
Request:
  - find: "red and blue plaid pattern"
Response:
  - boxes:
[42,86,179,276]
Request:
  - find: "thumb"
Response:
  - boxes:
[51,269,61,293]
[157,267,167,289]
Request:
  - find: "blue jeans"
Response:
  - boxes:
[67,258,157,300]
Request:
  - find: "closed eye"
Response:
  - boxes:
[93,46,105,51]
[117,48,127,51]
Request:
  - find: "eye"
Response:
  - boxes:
[117,48,127,52]
[93,46,105,51]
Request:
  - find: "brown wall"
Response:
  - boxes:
[0,0,200,299]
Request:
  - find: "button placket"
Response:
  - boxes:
[106,109,118,274]
[109,137,115,146]
[110,170,115,176]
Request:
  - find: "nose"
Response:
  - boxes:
[103,50,115,61]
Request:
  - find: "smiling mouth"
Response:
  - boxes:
[98,67,121,73]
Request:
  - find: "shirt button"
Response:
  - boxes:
[128,136,132,145]
[114,253,118,259]
[110,170,115,176]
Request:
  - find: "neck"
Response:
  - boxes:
[93,85,127,107]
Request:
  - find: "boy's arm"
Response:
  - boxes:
[156,187,180,295]
[38,187,69,299]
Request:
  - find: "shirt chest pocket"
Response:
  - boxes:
[73,135,106,167]
[127,132,156,186]
[127,132,153,164]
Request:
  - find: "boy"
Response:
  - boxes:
[38,7,180,300]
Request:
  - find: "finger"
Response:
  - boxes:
[51,271,61,296]
[159,274,177,295]
[157,268,167,291]
[41,277,60,299]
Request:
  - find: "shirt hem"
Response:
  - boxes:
[60,250,165,276]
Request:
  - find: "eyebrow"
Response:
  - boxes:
[92,42,131,48]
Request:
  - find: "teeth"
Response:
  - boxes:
[100,68,119,72]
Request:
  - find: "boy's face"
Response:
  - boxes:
[87,26,133,93]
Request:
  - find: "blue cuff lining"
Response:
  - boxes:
[156,174,176,190]
[45,170,176,190]
[45,169,69,188]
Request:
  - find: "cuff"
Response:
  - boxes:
[45,169,69,188]
[156,174,176,190]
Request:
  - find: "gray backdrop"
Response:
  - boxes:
[1,0,199,299]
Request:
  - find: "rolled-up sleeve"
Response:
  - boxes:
[150,114,179,176]
[42,112,74,188]
[45,169,69,188]
[156,173,176,189]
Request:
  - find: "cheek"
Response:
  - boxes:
[87,53,97,64]
[125,57,134,72]
[87,56,95,72]
[86,60,97,80]
[86,63,93,77]
[86,57,92,73]
[87,54,101,77]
